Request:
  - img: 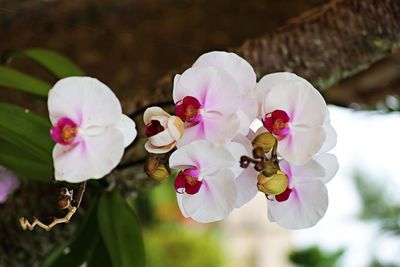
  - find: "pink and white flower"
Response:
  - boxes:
[170,140,255,223]
[48,77,137,183]
[255,72,331,165]
[267,153,339,229]
[0,166,20,204]
[173,52,257,145]
[143,107,184,154]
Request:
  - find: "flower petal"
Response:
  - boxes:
[279,158,325,184]
[268,179,328,229]
[261,75,326,127]
[234,167,258,208]
[53,128,124,183]
[116,114,137,147]
[177,113,240,146]
[180,169,237,223]
[143,106,170,125]
[144,141,176,154]
[48,77,122,127]
[173,66,241,115]
[192,51,256,96]
[169,140,235,177]
[320,122,337,153]
[313,153,339,184]
[278,126,326,165]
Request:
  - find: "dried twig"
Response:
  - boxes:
[19,182,86,231]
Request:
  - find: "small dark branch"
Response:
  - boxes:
[72,181,86,208]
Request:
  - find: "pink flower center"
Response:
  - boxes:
[50,117,78,145]
[262,110,290,138]
[144,120,165,137]
[175,96,202,123]
[174,168,202,195]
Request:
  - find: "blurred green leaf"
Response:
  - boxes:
[0,66,51,97]
[0,139,52,182]
[40,198,112,267]
[3,48,84,78]
[0,103,53,161]
[289,246,344,267]
[98,191,145,267]
[0,103,53,181]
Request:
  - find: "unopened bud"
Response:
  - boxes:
[252,132,276,152]
[263,161,279,177]
[257,170,288,195]
[254,161,266,172]
[58,197,70,209]
[252,147,265,159]
[145,156,170,182]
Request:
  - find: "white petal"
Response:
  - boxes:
[279,158,325,184]
[169,140,235,177]
[313,153,339,184]
[53,128,124,183]
[48,77,121,127]
[319,122,337,153]
[180,169,237,223]
[143,107,170,124]
[116,115,137,147]
[261,76,326,128]
[234,167,258,208]
[148,129,175,147]
[268,179,328,229]
[177,113,240,146]
[192,51,257,96]
[278,126,326,165]
[224,141,247,178]
[144,141,176,154]
[173,66,241,115]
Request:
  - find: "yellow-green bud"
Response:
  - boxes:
[257,170,288,195]
[145,156,170,182]
[252,132,276,152]
[262,161,279,177]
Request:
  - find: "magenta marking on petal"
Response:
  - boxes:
[262,109,291,138]
[174,168,202,195]
[174,172,187,194]
[144,120,165,137]
[175,96,202,123]
[50,117,79,145]
[275,187,293,202]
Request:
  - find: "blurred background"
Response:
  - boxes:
[0,0,399,267]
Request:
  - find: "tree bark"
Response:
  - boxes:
[239,0,400,91]
[153,0,400,104]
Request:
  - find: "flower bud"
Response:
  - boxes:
[257,170,288,195]
[252,147,265,159]
[145,156,170,182]
[252,132,276,152]
[262,161,279,177]
[144,107,184,154]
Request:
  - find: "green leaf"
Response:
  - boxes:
[87,236,114,267]
[3,48,84,78]
[98,191,145,267]
[0,66,51,97]
[40,198,112,267]
[0,139,52,182]
[0,103,53,162]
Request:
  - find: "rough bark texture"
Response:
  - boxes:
[239,0,400,90]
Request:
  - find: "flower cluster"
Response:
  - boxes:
[144,51,338,229]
